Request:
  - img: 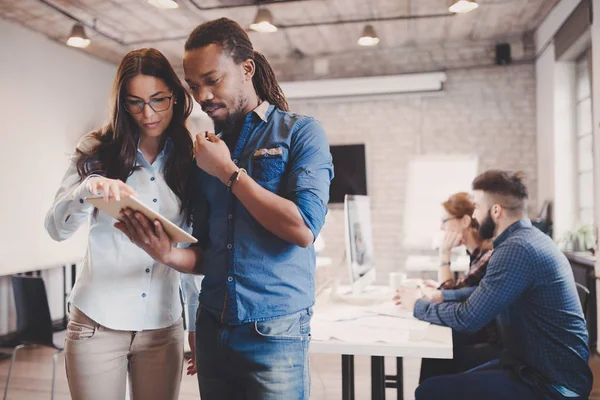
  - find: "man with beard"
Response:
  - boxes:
[117,18,333,400]
[396,170,592,400]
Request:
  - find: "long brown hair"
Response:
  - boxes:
[184,18,290,112]
[443,192,478,229]
[75,48,194,219]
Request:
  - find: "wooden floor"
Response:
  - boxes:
[0,331,598,399]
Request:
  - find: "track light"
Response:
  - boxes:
[148,0,179,9]
[357,25,379,46]
[448,0,479,14]
[66,23,90,48]
[250,8,278,33]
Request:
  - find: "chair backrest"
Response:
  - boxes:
[11,275,55,347]
[575,282,590,317]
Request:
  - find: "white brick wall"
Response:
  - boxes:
[289,64,537,285]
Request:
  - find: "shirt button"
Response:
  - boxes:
[141,293,147,298]
[227,244,232,250]
[233,159,238,165]
[228,214,233,220]
[150,177,155,181]
[227,277,233,282]
[153,198,158,203]
[145,268,150,273]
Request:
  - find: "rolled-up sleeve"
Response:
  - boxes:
[284,118,334,240]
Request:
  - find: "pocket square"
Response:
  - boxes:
[253,147,283,157]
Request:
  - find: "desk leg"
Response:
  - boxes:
[385,358,404,400]
[396,357,403,400]
[62,265,67,329]
[342,355,355,400]
[371,356,385,400]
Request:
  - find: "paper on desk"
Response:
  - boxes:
[366,301,415,319]
[420,323,453,344]
[311,318,411,345]
[313,303,374,322]
[332,323,410,344]
[353,315,430,332]
[310,319,339,341]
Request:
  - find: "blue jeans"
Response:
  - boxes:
[416,360,584,400]
[195,306,312,400]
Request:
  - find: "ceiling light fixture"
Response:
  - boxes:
[66,23,91,48]
[357,25,379,46]
[250,8,278,32]
[448,0,479,14]
[148,0,179,9]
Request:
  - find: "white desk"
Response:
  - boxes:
[310,287,453,400]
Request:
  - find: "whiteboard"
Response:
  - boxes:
[402,155,479,249]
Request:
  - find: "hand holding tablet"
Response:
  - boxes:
[85,195,197,244]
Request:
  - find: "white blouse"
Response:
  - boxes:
[45,136,199,331]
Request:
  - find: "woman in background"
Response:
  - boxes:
[432,192,492,293]
[45,48,198,400]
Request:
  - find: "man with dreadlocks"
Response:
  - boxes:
[118,17,334,399]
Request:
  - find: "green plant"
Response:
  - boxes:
[559,225,596,253]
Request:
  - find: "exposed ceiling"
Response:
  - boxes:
[0,0,560,75]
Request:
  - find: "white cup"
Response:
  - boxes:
[389,272,407,291]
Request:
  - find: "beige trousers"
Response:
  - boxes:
[64,307,184,400]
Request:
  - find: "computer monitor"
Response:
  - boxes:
[344,195,375,295]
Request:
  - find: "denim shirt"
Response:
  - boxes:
[191,102,334,325]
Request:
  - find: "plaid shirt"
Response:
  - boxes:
[439,247,492,290]
[414,219,593,396]
[440,247,500,344]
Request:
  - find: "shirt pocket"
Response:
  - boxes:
[250,151,286,193]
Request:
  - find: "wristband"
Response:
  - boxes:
[227,168,247,191]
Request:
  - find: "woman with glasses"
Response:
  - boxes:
[414,192,500,383]
[45,48,197,400]
[434,192,492,290]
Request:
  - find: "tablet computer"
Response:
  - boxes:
[85,195,198,244]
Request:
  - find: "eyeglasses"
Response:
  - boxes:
[124,94,173,114]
